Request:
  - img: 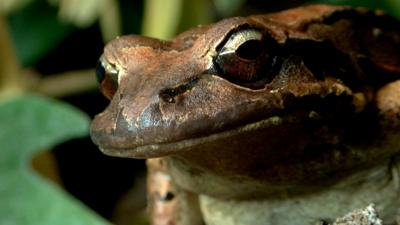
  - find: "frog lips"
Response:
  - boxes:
[94,115,287,158]
[92,88,366,159]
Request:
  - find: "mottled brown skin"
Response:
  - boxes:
[91,5,400,225]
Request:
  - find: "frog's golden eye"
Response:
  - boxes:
[96,56,119,100]
[215,29,271,83]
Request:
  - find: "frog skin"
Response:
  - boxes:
[91,4,400,225]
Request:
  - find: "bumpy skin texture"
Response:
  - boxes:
[91,5,400,225]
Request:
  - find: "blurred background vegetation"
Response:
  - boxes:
[0,0,399,225]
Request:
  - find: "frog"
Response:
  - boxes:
[90,4,400,225]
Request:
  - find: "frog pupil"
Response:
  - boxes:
[236,40,263,60]
[95,61,106,84]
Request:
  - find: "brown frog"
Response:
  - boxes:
[90,4,400,225]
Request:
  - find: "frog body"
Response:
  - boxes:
[91,5,400,225]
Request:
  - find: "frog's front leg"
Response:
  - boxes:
[147,158,204,225]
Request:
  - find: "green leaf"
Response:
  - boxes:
[0,95,109,225]
[384,0,400,18]
[7,0,74,67]
[213,0,245,16]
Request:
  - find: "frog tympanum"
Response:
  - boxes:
[91,5,400,225]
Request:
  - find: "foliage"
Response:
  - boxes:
[0,95,108,225]
[6,0,73,67]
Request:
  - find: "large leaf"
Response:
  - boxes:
[0,95,109,225]
[7,0,74,67]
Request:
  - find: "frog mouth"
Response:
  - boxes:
[96,88,368,159]
[97,115,289,158]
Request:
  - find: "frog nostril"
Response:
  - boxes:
[159,90,176,103]
[159,78,199,103]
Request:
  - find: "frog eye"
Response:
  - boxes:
[215,29,272,83]
[96,56,119,99]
